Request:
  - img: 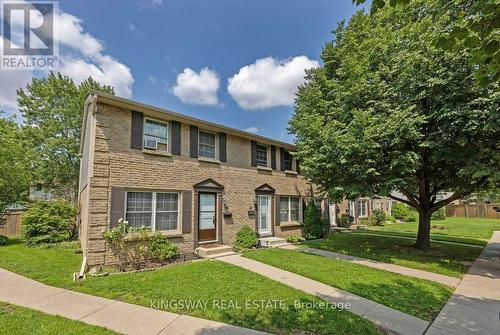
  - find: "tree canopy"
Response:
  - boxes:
[291,0,499,249]
[17,72,114,202]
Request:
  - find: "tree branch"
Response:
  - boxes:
[398,188,420,209]
[388,195,414,207]
[430,192,463,212]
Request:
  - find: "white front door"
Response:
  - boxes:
[257,195,272,235]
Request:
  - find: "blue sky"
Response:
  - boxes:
[1,0,367,143]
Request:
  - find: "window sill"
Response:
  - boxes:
[142,149,172,157]
[279,221,303,228]
[256,166,272,171]
[285,170,298,175]
[198,157,221,164]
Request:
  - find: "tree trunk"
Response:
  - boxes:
[415,209,431,250]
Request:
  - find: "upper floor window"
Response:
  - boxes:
[284,151,293,171]
[199,130,217,159]
[256,144,268,167]
[144,119,168,149]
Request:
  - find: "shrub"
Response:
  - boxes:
[303,201,327,239]
[148,234,178,261]
[0,235,8,245]
[286,235,304,243]
[431,208,446,220]
[370,209,386,226]
[338,214,353,228]
[391,202,410,221]
[22,200,77,246]
[234,225,257,251]
[407,210,418,222]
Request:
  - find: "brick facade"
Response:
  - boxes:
[79,95,322,268]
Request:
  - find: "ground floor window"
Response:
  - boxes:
[126,191,180,232]
[358,199,367,217]
[280,196,301,223]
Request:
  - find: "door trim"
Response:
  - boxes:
[198,192,217,243]
[257,194,272,236]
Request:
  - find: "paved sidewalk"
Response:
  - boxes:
[425,231,500,335]
[0,268,266,335]
[218,254,429,335]
[281,244,460,287]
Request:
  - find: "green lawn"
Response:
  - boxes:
[369,217,500,245]
[305,233,482,278]
[0,240,381,335]
[0,302,116,335]
[244,248,452,321]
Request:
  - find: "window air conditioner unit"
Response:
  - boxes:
[144,138,158,149]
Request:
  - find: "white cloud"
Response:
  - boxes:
[137,0,163,10]
[148,75,157,84]
[172,68,220,106]
[227,56,319,110]
[243,127,261,134]
[0,2,134,112]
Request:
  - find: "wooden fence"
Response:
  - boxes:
[445,204,500,219]
[0,210,23,237]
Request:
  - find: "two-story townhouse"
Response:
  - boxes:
[78,91,329,268]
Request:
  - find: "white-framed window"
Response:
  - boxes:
[280,196,301,223]
[348,200,355,217]
[358,200,367,218]
[256,143,268,167]
[125,191,180,232]
[283,150,293,171]
[144,118,169,147]
[199,130,217,159]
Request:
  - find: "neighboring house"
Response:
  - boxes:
[78,92,328,268]
[337,197,393,223]
[29,184,54,201]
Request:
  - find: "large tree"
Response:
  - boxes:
[290,0,499,250]
[17,73,114,202]
[0,116,31,218]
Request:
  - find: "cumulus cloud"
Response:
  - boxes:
[0,2,134,112]
[243,127,261,134]
[227,56,319,110]
[172,68,220,106]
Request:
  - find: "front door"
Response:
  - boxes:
[257,195,272,235]
[199,193,217,242]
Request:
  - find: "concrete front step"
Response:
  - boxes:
[258,236,289,248]
[195,244,234,258]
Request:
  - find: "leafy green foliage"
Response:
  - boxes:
[370,209,386,226]
[392,203,410,221]
[234,225,257,251]
[431,208,446,221]
[303,201,328,239]
[0,117,31,216]
[353,0,500,85]
[291,0,499,249]
[22,200,77,246]
[17,72,114,202]
[338,214,354,228]
[148,234,178,261]
[0,235,8,245]
[286,235,304,243]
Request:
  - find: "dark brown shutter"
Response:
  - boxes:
[280,148,286,171]
[171,121,181,155]
[271,145,276,170]
[275,195,281,225]
[219,133,227,162]
[130,111,143,150]
[251,140,257,167]
[110,187,125,228]
[182,191,192,233]
[302,198,307,221]
[190,125,198,158]
[323,199,329,219]
[296,159,301,174]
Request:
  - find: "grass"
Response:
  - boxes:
[305,233,482,278]
[0,302,116,335]
[0,239,381,335]
[354,230,486,246]
[243,248,452,321]
[369,217,500,245]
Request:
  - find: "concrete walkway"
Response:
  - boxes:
[351,232,484,248]
[281,244,461,287]
[425,231,500,335]
[218,254,429,335]
[0,268,266,335]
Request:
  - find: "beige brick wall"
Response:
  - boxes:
[81,102,318,267]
